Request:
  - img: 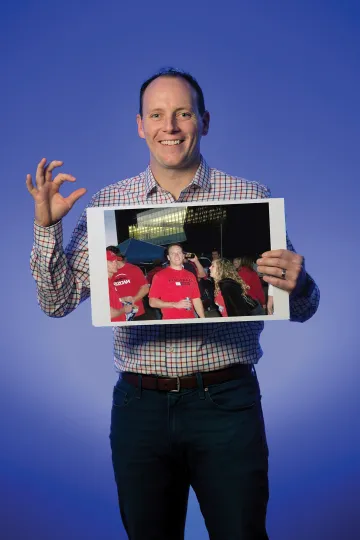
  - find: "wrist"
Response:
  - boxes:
[34,218,60,228]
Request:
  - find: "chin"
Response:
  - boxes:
[159,156,187,168]
[153,151,195,170]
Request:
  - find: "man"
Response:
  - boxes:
[149,243,205,319]
[106,249,133,321]
[26,67,319,540]
[211,248,220,261]
[106,246,149,322]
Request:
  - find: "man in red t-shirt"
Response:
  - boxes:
[106,247,150,322]
[149,243,205,320]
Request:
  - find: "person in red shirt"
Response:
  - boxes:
[233,256,266,308]
[107,251,134,321]
[106,247,150,322]
[149,243,205,320]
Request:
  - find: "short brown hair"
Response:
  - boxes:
[139,67,206,117]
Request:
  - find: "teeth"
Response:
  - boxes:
[160,140,182,145]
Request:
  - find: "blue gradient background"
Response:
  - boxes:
[2,1,359,538]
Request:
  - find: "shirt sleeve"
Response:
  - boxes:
[189,276,201,299]
[286,234,320,322]
[133,266,149,288]
[29,196,98,317]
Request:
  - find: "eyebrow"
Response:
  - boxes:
[147,107,193,113]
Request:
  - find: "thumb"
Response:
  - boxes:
[66,188,87,208]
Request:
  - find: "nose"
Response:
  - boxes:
[162,114,179,133]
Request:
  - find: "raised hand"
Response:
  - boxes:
[26,158,87,227]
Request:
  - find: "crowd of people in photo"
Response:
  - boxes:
[106,243,271,322]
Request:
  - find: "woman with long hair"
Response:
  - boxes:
[209,258,261,317]
[233,256,266,308]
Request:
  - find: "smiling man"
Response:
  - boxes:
[136,73,209,200]
[149,243,205,319]
[27,67,320,540]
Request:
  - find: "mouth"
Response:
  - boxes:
[159,140,184,146]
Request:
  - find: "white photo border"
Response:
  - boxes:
[87,198,289,327]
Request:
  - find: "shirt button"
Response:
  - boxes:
[167,347,174,353]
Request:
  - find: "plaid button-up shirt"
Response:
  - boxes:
[30,156,320,376]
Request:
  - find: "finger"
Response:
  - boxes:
[35,158,47,187]
[262,275,295,292]
[257,257,285,269]
[65,188,87,209]
[44,160,64,182]
[261,249,285,257]
[258,265,299,281]
[257,256,302,269]
[260,250,303,265]
[26,174,37,196]
[53,173,76,187]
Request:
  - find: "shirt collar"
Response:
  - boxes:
[144,155,211,197]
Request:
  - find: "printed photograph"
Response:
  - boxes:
[87,199,289,326]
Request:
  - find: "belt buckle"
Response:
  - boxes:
[170,376,181,392]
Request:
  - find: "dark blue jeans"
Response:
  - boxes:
[110,368,269,540]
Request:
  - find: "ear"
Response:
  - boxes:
[136,114,146,139]
[201,111,210,136]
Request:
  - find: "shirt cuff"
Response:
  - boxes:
[34,220,63,250]
[290,265,312,299]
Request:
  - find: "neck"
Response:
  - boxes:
[170,264,183,271]
[150,156,201,200]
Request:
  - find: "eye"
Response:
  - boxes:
[178,112,192,118]
[150,113,161,119]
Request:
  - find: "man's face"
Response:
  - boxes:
[116,257,124,269]
[212,251,220,260]
[137,76,210,172]
[167,245,185,268]
[107,260,118,278]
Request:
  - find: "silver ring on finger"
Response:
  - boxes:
[281,268,286,279]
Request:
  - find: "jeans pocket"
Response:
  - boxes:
[205,377,258,412]
[112,381,137,409]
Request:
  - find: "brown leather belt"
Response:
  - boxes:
[122,363,253,392]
